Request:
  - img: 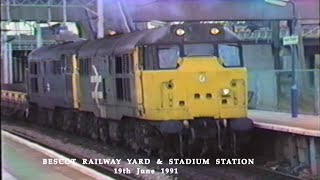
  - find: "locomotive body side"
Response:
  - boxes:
[27,41,87,110]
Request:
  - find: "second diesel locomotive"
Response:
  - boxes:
[27,23,253,157]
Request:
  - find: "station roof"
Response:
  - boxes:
[1,0,319,39]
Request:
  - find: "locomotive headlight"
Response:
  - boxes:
[221,88,231,96]
[210,28,220,35]
[108,30,117,36]
[176,28,185,36]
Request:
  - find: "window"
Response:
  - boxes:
[184,44,214,57]
[79,58,91,75]
[142,46,157,70]
[30,62,38,75]
[218,44,241,67]
[158,45,180,69]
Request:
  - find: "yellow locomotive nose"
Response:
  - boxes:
[140,57,248,121]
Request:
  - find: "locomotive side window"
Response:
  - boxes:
[158,45,179,69]
[142,46,158,70]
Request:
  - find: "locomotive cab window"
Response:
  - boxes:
[218,44,242,67]
[158,45,180,69]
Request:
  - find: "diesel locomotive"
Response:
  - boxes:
[9,23,254,157]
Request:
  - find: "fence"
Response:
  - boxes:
[248,69,320,115]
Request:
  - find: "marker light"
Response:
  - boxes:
[108,30,117,36]
[176,28,185,36]
[210,28,220,35]
[222,88,231,96]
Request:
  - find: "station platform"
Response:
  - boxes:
[249,110,320,137]
[1,131,112,180]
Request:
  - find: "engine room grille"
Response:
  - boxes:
[115,54,130,74]
[116,78,131,102]
[79,58,91,75]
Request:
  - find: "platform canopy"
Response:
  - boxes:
[126,0,319,21]
[1,0,319,38]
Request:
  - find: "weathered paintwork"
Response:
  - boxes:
[139,57,247,121]
[26,23,247,122]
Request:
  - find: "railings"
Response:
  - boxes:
[236,26,320,41]
[0,0,95,7]
[248,69,320,115]
[11,39,56,50]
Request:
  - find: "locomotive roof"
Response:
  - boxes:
[29,40,87,61]
[78,27,169,58]
[29,24,240,61]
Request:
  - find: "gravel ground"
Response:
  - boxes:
[1,118,300,180]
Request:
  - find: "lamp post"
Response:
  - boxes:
[265,0,299,117]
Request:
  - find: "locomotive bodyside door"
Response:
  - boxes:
[63,55,79,108]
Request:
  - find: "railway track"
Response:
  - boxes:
[1,120,307,180]
[178,163,305,180]
[235,165,305,180]
[2,128,139,180]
